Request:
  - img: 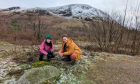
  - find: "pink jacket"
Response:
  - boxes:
[39,40,54,55]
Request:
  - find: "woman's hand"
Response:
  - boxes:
[59,51,64,57]
[60,53,64,57]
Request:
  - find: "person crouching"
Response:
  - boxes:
[59,34,82,63]
[39,34,55,61]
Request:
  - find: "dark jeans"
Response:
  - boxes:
[62,55,72,62]
[61,55,76,65]
[39,52,55,61]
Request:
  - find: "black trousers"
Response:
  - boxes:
[62,55,72,61]
[39,52,55,61]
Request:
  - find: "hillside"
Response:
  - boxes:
[0,41,140,84]
[0,4,140,55]
[0,4,109,21]
[0,3,140,84]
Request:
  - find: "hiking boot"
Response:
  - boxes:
[61,57,71,62]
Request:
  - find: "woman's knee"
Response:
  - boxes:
[70,53,78,60]
[71,52,81,61]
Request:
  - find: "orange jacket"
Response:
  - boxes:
[61,38,82,56]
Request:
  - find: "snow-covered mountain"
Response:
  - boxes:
[0,6,22,12]
[47,4,109,20]
[0,4,139,28]
[0,4,109,21]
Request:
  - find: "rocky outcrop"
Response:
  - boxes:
[16,66,60,84]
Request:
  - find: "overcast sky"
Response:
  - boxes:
[0,0,140,12]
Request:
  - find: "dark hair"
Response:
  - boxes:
[45,41,52,48]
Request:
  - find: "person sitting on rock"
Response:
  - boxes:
[59,34,82,62]
[39,34,55,61]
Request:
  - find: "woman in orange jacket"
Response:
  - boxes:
[59,35,82,62]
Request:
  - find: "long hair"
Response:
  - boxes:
[45,40,53,48]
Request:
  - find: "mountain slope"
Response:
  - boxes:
[0,4,109,21]
[47,4,109,20]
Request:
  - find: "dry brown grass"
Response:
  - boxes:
[87,53,140,84]
[0,12,140,55]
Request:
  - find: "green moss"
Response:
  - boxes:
[31,61,56,68]
[32,61,48,68]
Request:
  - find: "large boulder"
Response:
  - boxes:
[16,65,60,84]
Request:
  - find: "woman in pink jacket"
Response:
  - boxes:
[39,34,55,61]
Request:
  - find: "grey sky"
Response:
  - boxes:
[0,0,139,12]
